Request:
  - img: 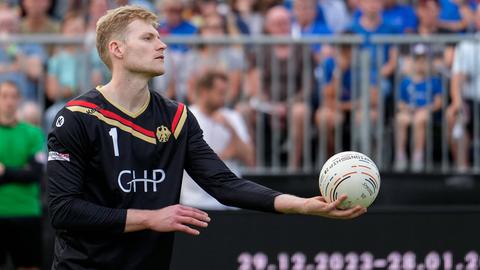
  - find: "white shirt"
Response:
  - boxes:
[180,106,251,210]
[452,38,480,101]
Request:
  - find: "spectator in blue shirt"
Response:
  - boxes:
[382,0,418,33]
[291,0,332,60]
[315,44,355,156]
[0,7,46,102]
[352,0,416,33]
[157,0,197,53]
[438,0,474,33]
[394,44,443,172]
[349,0,399,98]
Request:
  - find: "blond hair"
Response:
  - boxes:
[96,5,158,69]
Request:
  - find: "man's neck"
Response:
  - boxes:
[0,113,17,126]
[27,15,47,28]
[101,71,151,114]
[418,24,438,35]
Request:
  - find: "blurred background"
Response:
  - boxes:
[0,0,480,269]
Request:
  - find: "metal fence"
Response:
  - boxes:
[3,34,479,175]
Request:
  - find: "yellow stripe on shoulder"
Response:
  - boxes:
[173,105,188,139]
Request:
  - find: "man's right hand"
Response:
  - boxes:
[125,205,210,235]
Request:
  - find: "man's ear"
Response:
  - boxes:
[108,40,124,60]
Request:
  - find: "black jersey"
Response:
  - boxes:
[47,89,281,270]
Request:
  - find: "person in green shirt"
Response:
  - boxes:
[0,80,45,270]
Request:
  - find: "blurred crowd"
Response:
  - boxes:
[1,0,479,173]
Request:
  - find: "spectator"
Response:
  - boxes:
[20,0,59,34]
[0,80,45,270]
[319,0,351,33]
[314,43,355,157]
[447,5,480,171]
[181,70,253,210]
[0,7,46,102]
[157,0,197,54]
[184,13,245,105]
[291,0,332,59]
[349,0,399,98]
[394,44,443,172]
[401,0,451,77]
[229,0,263,35]
[44,13,86,129]
[244,6,315,169]
[438,0,474,33]
[382,0,417,33]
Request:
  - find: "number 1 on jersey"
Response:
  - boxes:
[109,127,120,157]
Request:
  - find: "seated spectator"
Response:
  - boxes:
[243,6,315,169]
[20,0,59,34]
[382,0,417,33]
[319,0,351,33]
[394,44,443,172]
[291,0,332,60]
[184,13,245,105]
[44,13,86,129]
[180,70,253,210]
[349,0,399,100]
[314,44,355,157]
[157,0,197,54]
[0,7,46,102]
[352,0,417,33]
[447,5,480,171]
[437,0,474,33]
[229,0,264,35]
[401,0,451,77]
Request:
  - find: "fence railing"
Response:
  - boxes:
[3,34,479,175]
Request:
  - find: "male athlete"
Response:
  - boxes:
[47,6,367,269]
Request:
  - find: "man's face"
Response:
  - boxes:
[266,10,291,35]
[23,0,50,16]
[414,55,428,74]
[163,3,183,27]
[206,78,227,110]
[360,0,383,17]
[0,83,20,118]
[119,19,167,77]
[293,0,317,27]
[418,1,439,28]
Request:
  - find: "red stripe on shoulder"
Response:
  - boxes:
[171,103,185,132]
[67,100,155,138]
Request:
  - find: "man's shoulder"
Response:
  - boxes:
[150,91,186,113]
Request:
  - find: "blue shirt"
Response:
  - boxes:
[158,20,197,53]
[383,4,417,33]
[352,5,416,33]
[0,43,47,101]
[399,77,443,107]
[349,20,399,87]
[293,20,332,53]
[322,57,352,102]
[439,0,463,22]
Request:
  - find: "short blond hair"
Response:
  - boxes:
[96,5,158,69]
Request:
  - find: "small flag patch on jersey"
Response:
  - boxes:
[48,151,70,162]
[171,103,187,139]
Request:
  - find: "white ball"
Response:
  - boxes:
[319,151,380,209]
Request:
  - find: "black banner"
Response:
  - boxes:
[171,208,480,270]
